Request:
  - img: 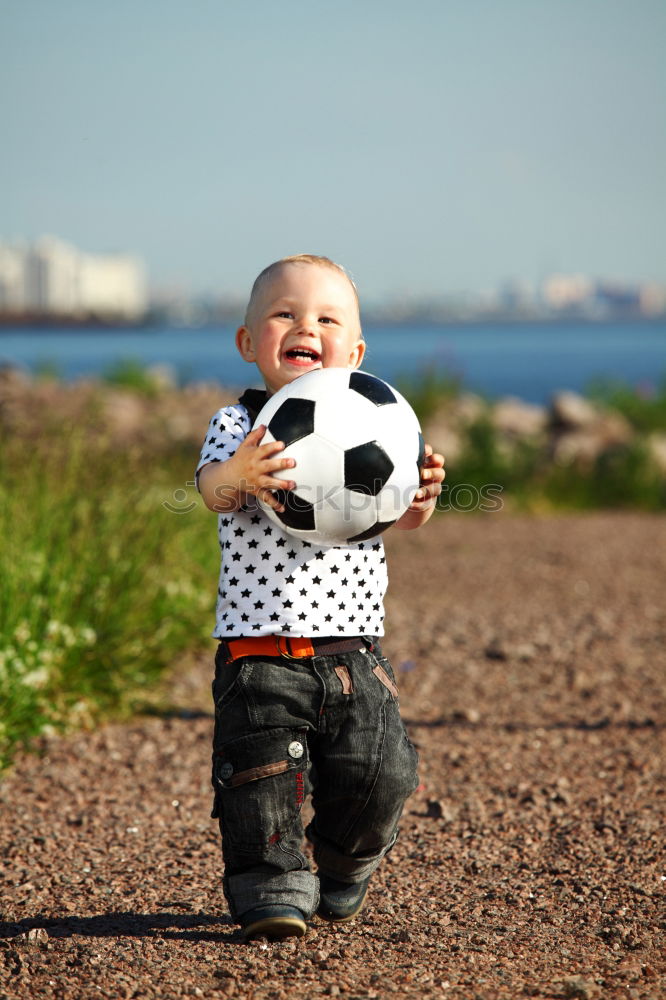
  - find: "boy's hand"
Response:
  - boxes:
[229,425,296,512]
[199,425,296,513]
[411,444,445,510]
[394,444,445,530]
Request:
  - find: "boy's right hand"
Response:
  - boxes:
[225,425,296,512]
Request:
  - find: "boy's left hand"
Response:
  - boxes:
[411,444,445,510]
[394,444,445,530]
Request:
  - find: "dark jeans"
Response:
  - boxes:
[210,638,419,922]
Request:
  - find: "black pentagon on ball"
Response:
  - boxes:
[347,519,397,543]
[268,398,315,447]
[417,431,426,473]
[271,488,316,532]
[349,371,397,406]
[344,441,394,496]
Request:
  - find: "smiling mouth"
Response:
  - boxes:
[284,348,321,363]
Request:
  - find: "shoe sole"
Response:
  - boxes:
[317,896,367,924]
[242,915,307,941]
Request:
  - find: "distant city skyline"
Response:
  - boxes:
[2,1,665,301]
[1,232,664,325]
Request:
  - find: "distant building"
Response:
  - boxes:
[541,273,594,312]
[639,282,666,317]
[0,235,147,321]
[0,243,27,311]
[78,250,146,320]
[539,272,665,320]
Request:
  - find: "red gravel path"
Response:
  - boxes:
[1,513,665,1000]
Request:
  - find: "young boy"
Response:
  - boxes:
[197,254,444,941]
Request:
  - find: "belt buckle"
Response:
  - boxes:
[276,637,313,660]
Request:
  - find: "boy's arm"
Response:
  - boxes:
[394,444,445,531]
[198,425,296,513]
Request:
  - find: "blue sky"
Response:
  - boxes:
[1,0,664,301]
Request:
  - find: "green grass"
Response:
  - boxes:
[0,426,217,769]
[541,439,666,511]
[435,417,666,513]
[587,375,666,432]
[398,368,463,423]
[102,357,163,395]
[401,371,666,512]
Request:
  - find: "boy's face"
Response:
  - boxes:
[236,262,365,395]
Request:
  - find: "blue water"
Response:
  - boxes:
[1,320,664,404]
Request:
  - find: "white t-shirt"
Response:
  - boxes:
[196,401,388,639]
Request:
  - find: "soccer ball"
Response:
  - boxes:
[253,368,424,546]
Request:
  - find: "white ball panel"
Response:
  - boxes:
[313,486,377,544]
[314,393,380,450]
[376,476,417,521]
[283,435,344,502]
[374,405,420,450]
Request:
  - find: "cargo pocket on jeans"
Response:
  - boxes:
[212,727,309,847]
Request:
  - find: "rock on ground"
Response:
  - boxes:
[1,513,665,1000]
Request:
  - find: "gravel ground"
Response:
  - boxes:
[1,513,665,1000]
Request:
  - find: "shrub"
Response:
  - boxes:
[587,376,666,432]
[0,429,216,768]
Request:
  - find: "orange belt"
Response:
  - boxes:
[221,635,366,662]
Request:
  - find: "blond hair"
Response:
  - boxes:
[244,254,361,331]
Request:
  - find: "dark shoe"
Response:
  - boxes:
[241,904,307,941]
[317,875,371,923]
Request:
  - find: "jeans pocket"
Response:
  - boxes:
[213,648,253,708]
[373,661,399,699]
[365,648,399,700]
[212,727,309,847]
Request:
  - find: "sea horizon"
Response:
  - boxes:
[1,317,665,406]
